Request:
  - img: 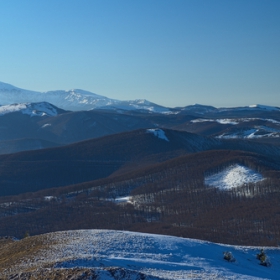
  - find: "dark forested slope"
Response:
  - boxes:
[0,149,279,246]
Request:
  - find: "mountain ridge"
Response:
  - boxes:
[0,81,171,112]
[0,127,279,197]
[1,81,279,113]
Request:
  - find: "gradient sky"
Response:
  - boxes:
[0,0,279,108]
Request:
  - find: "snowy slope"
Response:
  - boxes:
[205,164,264,190]
[191,118,280,126]
[6,230,280,279]
[217,128,280,139]
[191,118,280,139]
[0,102,58,117]
[146,128,169,141]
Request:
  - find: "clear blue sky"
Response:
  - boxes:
[0,0,279,108]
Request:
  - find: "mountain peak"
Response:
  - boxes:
[0,82,169,112]
[0,81,22,91]
[0,102,61,117]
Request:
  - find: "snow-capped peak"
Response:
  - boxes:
[0,82,170,112]
[45,88,110,100]
[0,102,58,117]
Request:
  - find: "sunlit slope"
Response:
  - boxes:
[1,230,280,279]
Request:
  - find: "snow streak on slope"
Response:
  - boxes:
[205,164,264,190]
[11,230,280,280]
[146,129,169,141]
[191,118,280,138]
[191,118,280,125]
[217,129,280,139]
[0,102,58,117]
[191,118,239,125]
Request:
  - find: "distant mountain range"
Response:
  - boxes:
[1,81,279,113]
[0,81,279,155]
[0,81,170,112]
[0,102,279,155]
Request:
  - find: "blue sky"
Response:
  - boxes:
[0,0,279,108]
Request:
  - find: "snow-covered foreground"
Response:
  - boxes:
[16,230,280,279]
[205,164,264,190]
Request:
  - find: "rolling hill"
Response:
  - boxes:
[0,127,279,197]
[0,148,279,247]
[1,229,280,279]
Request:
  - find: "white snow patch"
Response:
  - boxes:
[205,164,264,190]
[106,196,132,204]
[191,118,239,125]
[217,126,280,139]
[0,103,27,115]
[191,118,280,126]
[216,119,239,125]
[146,129,169,141]
[115,196,131,203]
[41,124,52,128]
[44,196,56,201]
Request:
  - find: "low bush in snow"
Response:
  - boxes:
[223,251,235,262]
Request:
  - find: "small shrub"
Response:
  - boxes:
[256,249,271,267]
[223,251,235,262]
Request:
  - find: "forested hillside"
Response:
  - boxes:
[0,149,279,246]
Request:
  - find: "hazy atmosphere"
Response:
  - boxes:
[1,0,279,108]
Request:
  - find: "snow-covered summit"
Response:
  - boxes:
[0,102,58,117]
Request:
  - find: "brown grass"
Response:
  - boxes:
[0,235,55,277]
